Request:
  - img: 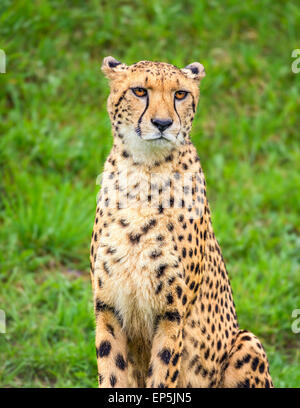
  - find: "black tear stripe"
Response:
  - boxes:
[135,94,149,137]
[174,97,183,143]
[191,94,196,113]
[173,98,181,127]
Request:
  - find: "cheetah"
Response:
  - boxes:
[89,56,273,388]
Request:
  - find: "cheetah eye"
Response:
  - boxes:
[131,87,148,98]
[175,90,188,100]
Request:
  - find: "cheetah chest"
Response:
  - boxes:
[95,209,180,340]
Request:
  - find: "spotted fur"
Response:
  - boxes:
[90,57,273,388]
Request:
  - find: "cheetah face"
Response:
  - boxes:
[102,57,205,164]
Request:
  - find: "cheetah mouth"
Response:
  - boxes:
[142,133,177,143]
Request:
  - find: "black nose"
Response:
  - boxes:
[151,118,173,132]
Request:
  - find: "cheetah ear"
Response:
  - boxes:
[181,62,206,81]
[102,56,128,80]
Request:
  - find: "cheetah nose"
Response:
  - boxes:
[151,118,173,132]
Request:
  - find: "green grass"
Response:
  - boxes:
[0,0,299,388]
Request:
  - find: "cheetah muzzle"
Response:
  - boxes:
[89,56,273,388]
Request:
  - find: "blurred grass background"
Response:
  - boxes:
[0,0,300,387]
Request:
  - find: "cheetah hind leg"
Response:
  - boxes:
[220,330,274,388]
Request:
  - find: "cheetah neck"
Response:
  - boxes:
[110,128,198,172]
[102,132,208,219]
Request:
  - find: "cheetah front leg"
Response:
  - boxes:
[94,299,128,388]
[219,330,274,388]
[146,306,184,388]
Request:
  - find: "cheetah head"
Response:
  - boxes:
[102,57,205,164]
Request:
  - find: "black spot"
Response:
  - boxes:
[251,357,259,371]
[171,370,179,382]
[142,218,157,233]
[235,353,251,369]
[120,218,129,227]
[158,203,164,213]
[122,150,129,158]
[217,340,222,351]
[244,354,251,363]
[150,249,162,259]
[195,364,202,375]
[167,223,174,231]
[220,351,228,364]
[236,360,243,369]
[176,286,182,298]
[103,261,110,274]
[95,299,105,313]
[237,378,250,388]
[172,353,180,366]
[128,232,141,244]
[98,373,103,384]
[147,365,153,377]
[182,295,187,305]
[115,354,126,370]
[155,282,163,294]
[168,277,175,285]
[166,293,174,304]
[202,368,208,378]
[241,335,251,341]
[156,264,167,278]
[164,310,181,323]
[110,374,117,387]
[95,300,113,314]
[259,362,265,373]
[159,348,171,364]
[98,341,111,357]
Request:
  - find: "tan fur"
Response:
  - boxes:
[90,57,273,388]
